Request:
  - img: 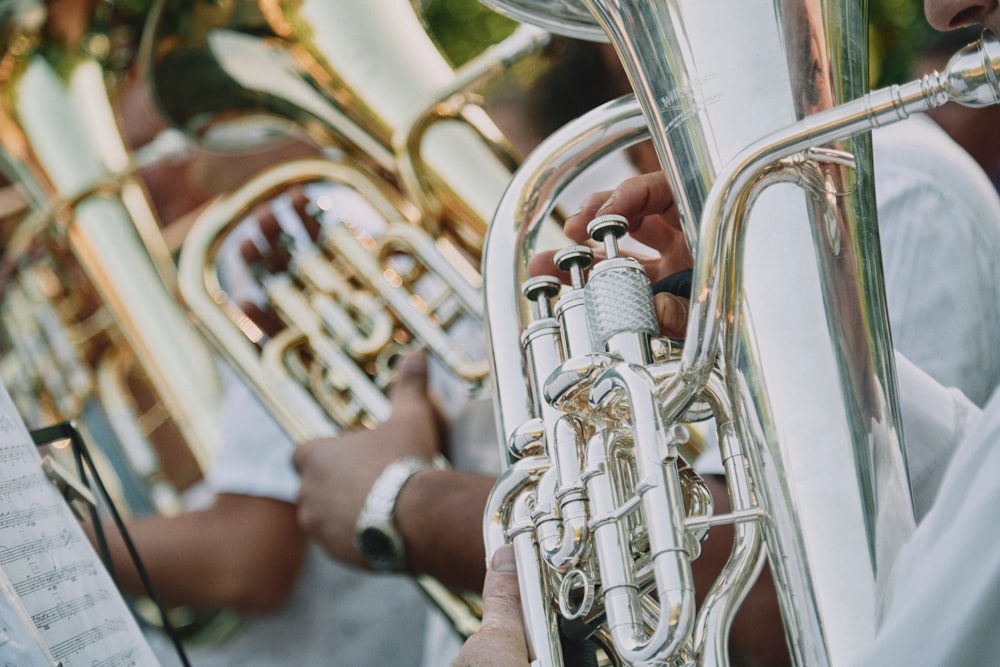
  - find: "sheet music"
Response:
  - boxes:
[0,383,161,667]
[0,562,57,665]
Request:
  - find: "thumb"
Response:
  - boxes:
[389,349,429,405]
[452,544,529,667]
[479,545,525,631]
[654,293,689,339]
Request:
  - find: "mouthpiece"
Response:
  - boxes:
[940,29,1000,108]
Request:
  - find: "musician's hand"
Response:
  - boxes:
[528,171,692,338]
[233,188,313,341]
[292,351,444,568]
[451,545,530,667]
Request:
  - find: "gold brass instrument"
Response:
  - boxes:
[0,0,233,639]
[478,1,1000,665]
[153,0,551,638]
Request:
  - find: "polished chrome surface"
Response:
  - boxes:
[480,1,1000,665]
[481,0,606,42]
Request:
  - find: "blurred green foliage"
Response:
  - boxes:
[869,0,928,86]
[422,0,519,67]
[423,0,935,87]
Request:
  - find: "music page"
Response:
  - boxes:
[0,383,160,667]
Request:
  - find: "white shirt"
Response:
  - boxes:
[874,115,1000,409]
[847,117,1000,667]
[855,367,999,666]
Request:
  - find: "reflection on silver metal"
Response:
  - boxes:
[480,0,1000,664]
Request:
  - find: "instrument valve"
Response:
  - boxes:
[507,417,546,460]
[553,245,593,290]
[552,245,595,357]
[586,214,629,260]
[522,275,562,321]
[582,215,657,360]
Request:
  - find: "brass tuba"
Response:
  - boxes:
[152,0,551,638]
[0,0,234,639]
[478,1,1000,665]
[0,0,225,534]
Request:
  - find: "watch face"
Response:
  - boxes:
[358,526,400,571]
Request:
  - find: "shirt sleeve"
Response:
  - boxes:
[857,382,998,667]
[874,116,1000,408]
[894,351,981,520]
[205,365,300,503]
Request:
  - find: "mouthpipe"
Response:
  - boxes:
[662,29,1000,428]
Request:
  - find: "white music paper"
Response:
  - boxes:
[0,383,161,667]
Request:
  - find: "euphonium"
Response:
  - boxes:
[478,1,1000,665]
[152,0,551,637]
[0,0,233,638]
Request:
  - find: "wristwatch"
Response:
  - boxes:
[354,456,431,572]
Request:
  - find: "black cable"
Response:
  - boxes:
[33,422,193,667]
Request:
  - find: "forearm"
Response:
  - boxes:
[396,469,494,592]
[88,512,228,609]
[85,494,307,613]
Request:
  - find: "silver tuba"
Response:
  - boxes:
[150,0,551,638]
[479,1,1000,665]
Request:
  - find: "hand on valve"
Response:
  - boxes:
[528,171,693,338]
